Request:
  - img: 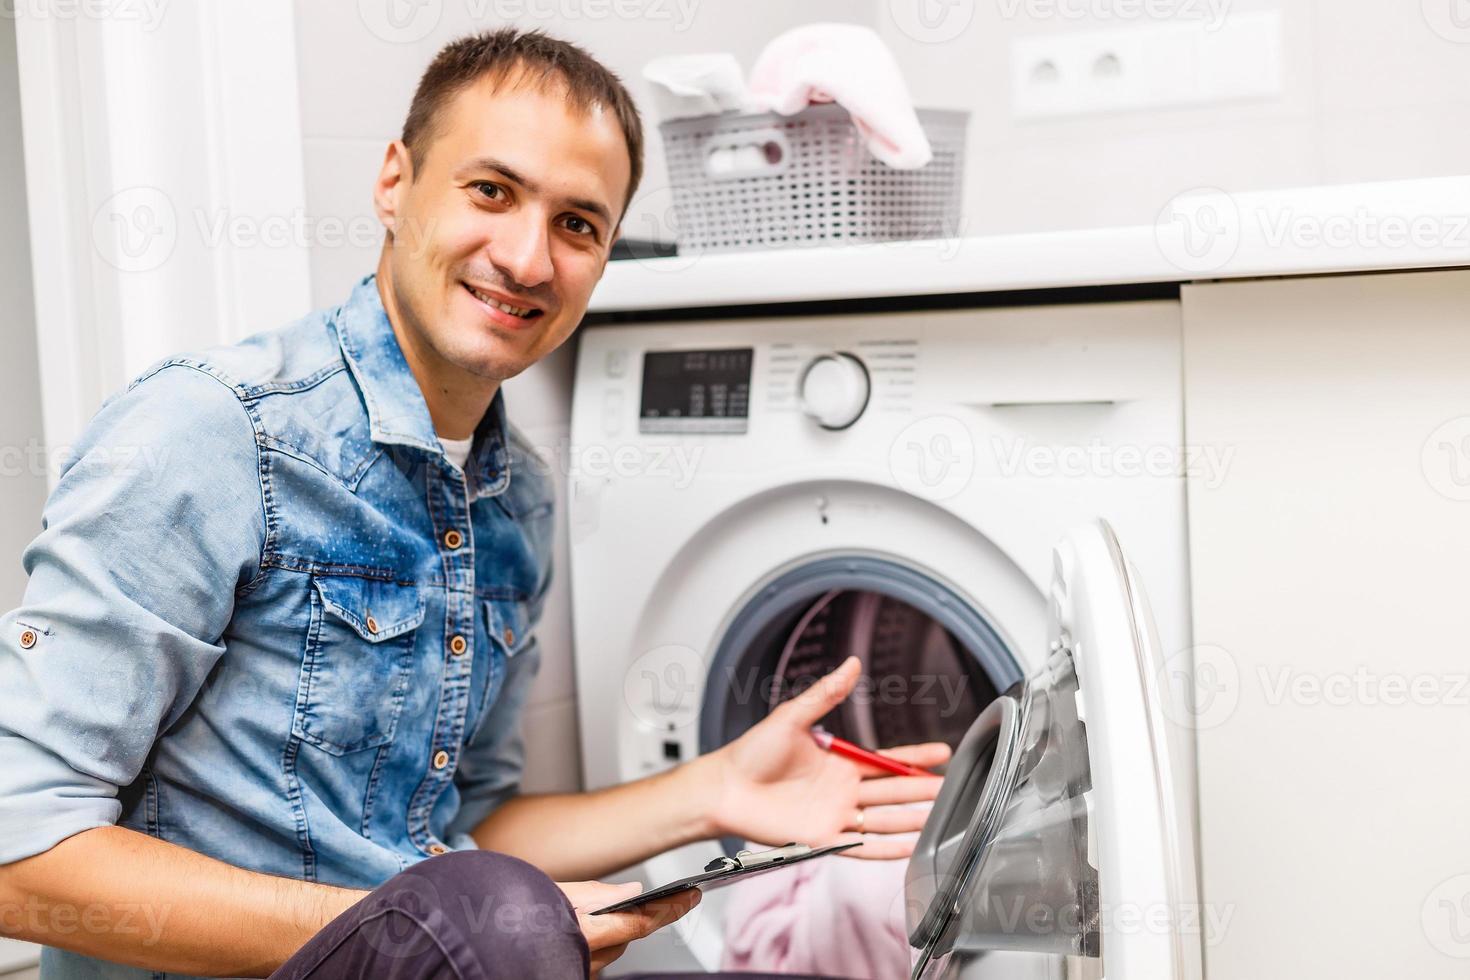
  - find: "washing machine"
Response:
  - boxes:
[569,299,1202,978]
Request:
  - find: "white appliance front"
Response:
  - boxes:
[568,302,1196,974]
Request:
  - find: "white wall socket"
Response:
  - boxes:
[1010,10,1283,119]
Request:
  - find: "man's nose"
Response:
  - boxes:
[491,209,554,291]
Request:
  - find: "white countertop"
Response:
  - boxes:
[590,175,1470,313]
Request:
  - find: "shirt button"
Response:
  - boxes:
[443,529,464,550]
[432,749,450,770]
[428,843,448,856]
[449,634,468,656]
[502,627,516,647]
[18,629,37,650]
[365,616,380,634]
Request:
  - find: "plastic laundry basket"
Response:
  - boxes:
[658,103,968,252]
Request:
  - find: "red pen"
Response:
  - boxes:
[810,726,934,777]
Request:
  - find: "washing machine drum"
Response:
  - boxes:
[904,522,1201,980]
[770,590,997,750]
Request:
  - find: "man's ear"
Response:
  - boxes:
[373,140,414,238]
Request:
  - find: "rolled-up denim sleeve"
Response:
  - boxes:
[0,363,266,865]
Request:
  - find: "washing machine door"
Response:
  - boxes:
[905,520,1200,980]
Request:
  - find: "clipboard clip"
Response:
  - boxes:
[704,843,810,873]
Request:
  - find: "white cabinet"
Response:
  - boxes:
[1182,270,1470,977]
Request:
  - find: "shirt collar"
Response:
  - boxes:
[333,274,511,499]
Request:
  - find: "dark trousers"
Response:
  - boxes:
[269,850,841,979]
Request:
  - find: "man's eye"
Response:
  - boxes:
[472,182,504,201]
[563,215,594,237]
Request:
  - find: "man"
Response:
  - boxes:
[0,29,948,979]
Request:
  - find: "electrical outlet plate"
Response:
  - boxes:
[1010,10,1283,119]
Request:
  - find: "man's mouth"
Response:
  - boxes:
[462,282,546,323]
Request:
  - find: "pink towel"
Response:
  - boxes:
[747,24,932,169]
[721,844,912,979]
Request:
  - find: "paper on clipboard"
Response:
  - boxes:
[589,841,863,914]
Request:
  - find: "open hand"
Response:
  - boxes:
[701,656,951,860]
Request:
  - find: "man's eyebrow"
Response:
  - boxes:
[457,156,614,228]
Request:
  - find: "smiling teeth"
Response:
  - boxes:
[470,286,534,318]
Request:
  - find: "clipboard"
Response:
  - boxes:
[590,841,863,915]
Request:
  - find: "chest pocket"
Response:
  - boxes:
[293,574,425,755]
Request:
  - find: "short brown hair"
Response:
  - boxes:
[401,28,644,218]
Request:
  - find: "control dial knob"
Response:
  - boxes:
[798,352,870,430]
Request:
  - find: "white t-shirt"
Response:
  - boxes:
[439,435,473,472]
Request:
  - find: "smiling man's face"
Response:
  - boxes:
[375,68,631,385]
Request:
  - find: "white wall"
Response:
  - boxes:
[0,2,47,609]
[0,9,46,976]
[875,0,1470,235]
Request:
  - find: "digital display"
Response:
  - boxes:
[640,348,753,434]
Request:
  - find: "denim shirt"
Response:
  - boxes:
[0,276,555,979]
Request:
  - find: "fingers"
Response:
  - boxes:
[846,803,932,835]
[589,942,628,978]
[771,656,861,728]
[580,888,701,952]
[829,830,923,860]
[857,774,945,807]
[864,741,952,772]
